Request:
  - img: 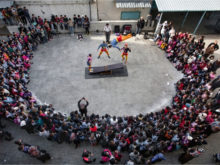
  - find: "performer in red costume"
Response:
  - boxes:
[109,34,132,50]
[120,43,131,64]
[97,41,110,59]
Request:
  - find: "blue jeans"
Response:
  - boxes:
[69,26,74,34]
[136,27,142,34]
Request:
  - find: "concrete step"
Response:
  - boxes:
[6,20,155,34]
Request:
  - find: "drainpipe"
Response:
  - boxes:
[154,12,163,35]
[89,0,92,21]
[96,0,99,21]
[180,11,189,31]
[193,11,206,34]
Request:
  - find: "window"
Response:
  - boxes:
[121,11,140,20]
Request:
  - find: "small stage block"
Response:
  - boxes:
[85,64,128,79]
[89,63,124,74]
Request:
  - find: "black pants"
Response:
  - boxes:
[105,32,111,43]
[21,16,27,25]
[64,23,68,30]
[211,63,220,72]
[74,138,80,148]
[85,27,89,34]
[211,79,220,91]
[25,16,31,23]
[0,117,4,128]
[80,110,87,117]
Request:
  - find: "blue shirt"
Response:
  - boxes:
[97,43,108,50]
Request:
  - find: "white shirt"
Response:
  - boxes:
[104,25,112,32]
[169,28,175,37]
[161,27,165,35]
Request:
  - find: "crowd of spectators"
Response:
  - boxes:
[0,5,220,164]
[1,5,90,35]
[154,21,220,163]
[1,6,30,25]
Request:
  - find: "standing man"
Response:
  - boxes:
[17,6,27,25]
[84,18,90,35]
[136,17,145,34]
[146,14,152,26]
[78,97,89,117]
[23,7,31,23]
[63,15,68,30]
[104,23,111,43]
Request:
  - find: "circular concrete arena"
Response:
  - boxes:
[28,34,182,116]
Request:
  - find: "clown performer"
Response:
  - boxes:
[97,41,111,59]
[87,54,93,72]
[109,33,132,50]
[120,43,131,64]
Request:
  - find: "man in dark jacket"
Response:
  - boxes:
[136,17,145,34]
[211,59,220,72]
[17,6,26,25]
[78,97,89,117]
[23,7,31,23]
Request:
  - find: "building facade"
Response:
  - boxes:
[14,0,151,21]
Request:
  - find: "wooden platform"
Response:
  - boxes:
[85,63,128,79]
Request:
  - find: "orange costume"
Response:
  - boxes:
[121,43,131,64]
[110,34,132,50]
[97,42,110,59]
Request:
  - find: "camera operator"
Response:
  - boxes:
[78,97,89,117]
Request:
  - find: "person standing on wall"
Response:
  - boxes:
[23,7,31,23]
[104,23,112,43]
[136,17,145,34]
[146,14,152,27]
[63,15,68,30]
[68,18,74,36]
[84,15,90,35]
[78,97,89,117]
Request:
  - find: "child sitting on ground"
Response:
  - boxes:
[77,33,83,41]
[82,149,96,163]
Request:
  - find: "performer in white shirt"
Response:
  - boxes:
[104,23,111,43]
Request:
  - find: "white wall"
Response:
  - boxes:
[14,0,151,21]
[97,0,150,20]
[15,0,98,21]
[7,0,153,34]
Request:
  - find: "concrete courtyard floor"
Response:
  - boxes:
[28,34,182,116]
[0,34,220,164]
